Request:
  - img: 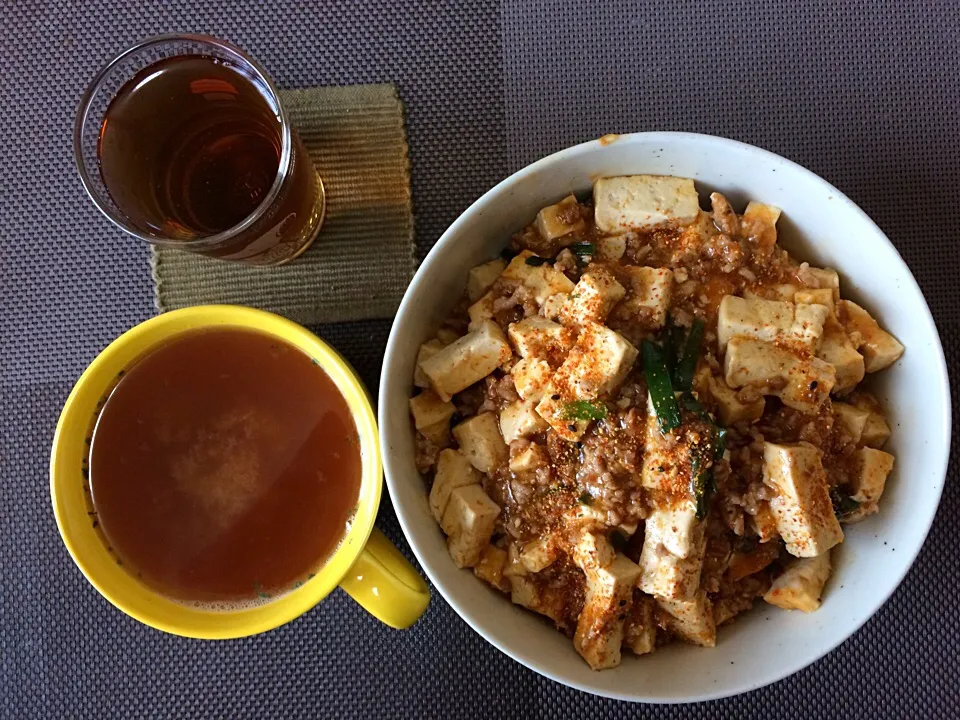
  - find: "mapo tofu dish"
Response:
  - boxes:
[408,175,903,670]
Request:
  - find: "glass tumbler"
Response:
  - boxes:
[75,34,325,266]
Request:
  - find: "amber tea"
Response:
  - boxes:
[80,39,325,265]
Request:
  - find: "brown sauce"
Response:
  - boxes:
[89,328,361,606]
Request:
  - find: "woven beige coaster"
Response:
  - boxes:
[150,83,416,324]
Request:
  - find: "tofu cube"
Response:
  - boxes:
[501,250,576,305]
[794,304,831,349]
[794,288,835,311]
[718,295,791,349]
[740,201,782,252]
[419,419,452,446]
[453,412,509,475]
[564,510,638,541]
[509,443,547,473]
[641,394,688,492]
[850,447,895,506]
[742,201,782,228]
[507,316,574,360]
[557,266,626,327]
[618,266,674,328]
[500,249,541,283]
[764,552,832,613]
[574,548,643,670]
[414,339,447,388]
[724,337,836,413]
[535,194,586,241]
[717,295,828,351]
[850,393,892,448]
[534,393,590,442]
[861,414,892,449]
[520,536,561,573]
[596,234,627,262]
[421,320,512,401]
[745,283,798,303]
[535,323,637,440]
[644,504,701,559]
[593,175,700,233]
[409,390,456,446]
[838,300,904,372]
[817,312,865,394]
[762,442,844,557]
[499,399,548,443]
[442,484,501,568]
[706,374,765,425]
[639,506,706,600]
[467,291,496,328]
[833,402,870,444]
[563,503,611,533]
[467,258,507,302]
[429,449,482,524]
[801,266,840,291]
[541,292,568,321]
[624,594,657,656]
[436,328,460,345]
[571,531,617,571]
[558,322,639,398]
[656,592,717,648]
[508,575,567,627]
[473,544,510,592]
[511,357,552,402]
[504,542,526,578]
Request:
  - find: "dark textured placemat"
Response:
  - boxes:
[1,1,958,718]
[152,83,416,324]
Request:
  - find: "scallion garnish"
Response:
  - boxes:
[642,340,681,433]
[673,317,705,392]
[561,400,608,421]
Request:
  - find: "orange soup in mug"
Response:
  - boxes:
[51,305,429,637]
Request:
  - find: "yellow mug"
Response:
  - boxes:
[50,305,430,638]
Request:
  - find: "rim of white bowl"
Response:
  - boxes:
[380,131,952,703]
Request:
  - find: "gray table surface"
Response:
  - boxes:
[2,1,958,718]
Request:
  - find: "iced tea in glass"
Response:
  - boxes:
[75,34,325,265]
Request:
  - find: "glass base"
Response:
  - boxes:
[267,172,327,267]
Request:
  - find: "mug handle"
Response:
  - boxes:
[339,528,430,628]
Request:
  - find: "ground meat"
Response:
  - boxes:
[415,434,441,474]
[454,383,486,419]
[712,574,771,626]
[757,401,835,449]
[531,554,587,635]
[710,192,741,237]
[701,519,734,594]
[671,306,694,328]
[740,480,773,517]
[492,282,538,325]
[554,248,579,278]
[546,431,580,485]
[510,225,555,257]
[478,374,519,414]
[704,233,745,269]
[574,412,648,525]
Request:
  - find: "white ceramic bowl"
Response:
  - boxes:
[379,132,950,702]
